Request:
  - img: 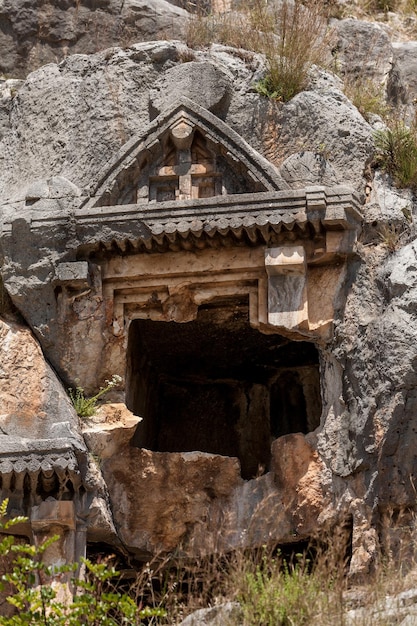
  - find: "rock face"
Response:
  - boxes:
[389,41,417,105]
[0,317,82,446]
[333,18,393,87]
[0,0,189,77]
[0,17,417,579]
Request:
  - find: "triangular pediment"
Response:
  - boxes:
[81,97,288,210]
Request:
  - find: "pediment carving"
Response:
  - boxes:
[82,97,287,210]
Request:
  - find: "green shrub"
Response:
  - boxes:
[68,374,122,418]
[233,549,322,626]
[0,499,165,624]
[374,120,417,190]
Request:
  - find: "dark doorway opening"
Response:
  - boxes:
[126,299,321,479]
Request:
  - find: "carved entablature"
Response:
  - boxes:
[48,100,359,340]
[22,97,362,344]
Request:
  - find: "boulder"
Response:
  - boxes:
[280,151,341,188]
[0,317,83,445]
[149,61,233,119]
[82,403,142,460]
[275,88,374,191]
[101,448,243,556]
[388,42,417,106]
[332,18,393,86]
[179,603,243,626]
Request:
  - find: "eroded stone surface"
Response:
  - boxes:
[0,0,189,77]
[0,33,416,575]
[99,433,331,556]
[101,448,243,556]
[280,151,341,188]
[0,317,82,444]
[149,62,233,119]
[82,403,142,460]
[333,18,393,86]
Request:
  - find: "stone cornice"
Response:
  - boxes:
[23,185,362,256]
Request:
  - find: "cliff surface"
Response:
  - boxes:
[1,0,417,589]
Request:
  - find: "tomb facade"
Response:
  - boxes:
[0,88,361,559]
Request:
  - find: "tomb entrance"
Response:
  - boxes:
[126,299,321,479]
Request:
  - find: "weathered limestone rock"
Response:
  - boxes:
[388,42,417,106]
[149,61,233,119]
[1,32,417,575]
[0,78,22,140]
[332,18,393,87]
[100,433,331,556]
[346,588,417,625]
[101,448,243,556]
[0,0,189,77]
[0,317,83,445]
[363,170,413,243]
[179,603,243,626]
[273,89,374,191]
[82,403,142,460]
[0,316,91,567]
[280,151,341,188]
[271,433,326,521]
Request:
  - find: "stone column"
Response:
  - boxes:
[30,500,83,602]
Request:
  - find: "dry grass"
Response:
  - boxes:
[344,77,391,121]
[185,0,332,102]
[104,516,417,625]
[374,118,417,190]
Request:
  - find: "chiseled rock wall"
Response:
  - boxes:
[0,0,189,77]
[0,316,82,444]
[1,22,417,572]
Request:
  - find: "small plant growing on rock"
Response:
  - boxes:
[233,548,323,626]
[68,374,122,418]
[377,222,409,252]
[185,0,330,102]
[344,77,391,121]
[374,120,417,190]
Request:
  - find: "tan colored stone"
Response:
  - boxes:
[0,319,49,424]
[0,318,81,441]
[101,447,242,555]
[100,434,333,557]
[82,403,141,460]
[271,433,328,532]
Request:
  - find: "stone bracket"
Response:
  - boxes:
[265,246,308,330]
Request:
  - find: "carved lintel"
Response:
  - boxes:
[31,500,76,532]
